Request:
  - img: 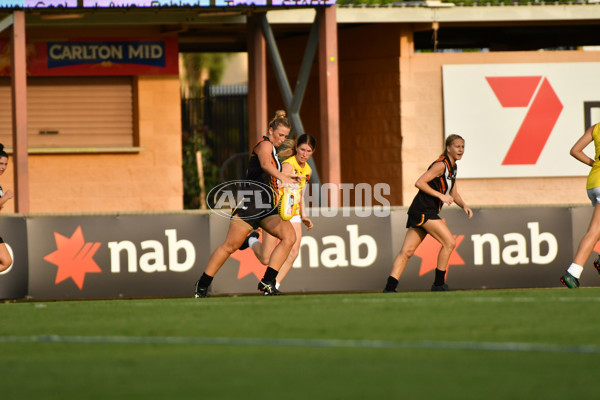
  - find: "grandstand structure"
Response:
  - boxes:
[0,2,599,213]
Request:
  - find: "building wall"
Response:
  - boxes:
[272,22,600,207]
[269,23,403,205]
[400,44,600,207]
[2,75,183,213]
[338,24,403,205]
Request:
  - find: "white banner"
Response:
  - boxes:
[443,63,600,178]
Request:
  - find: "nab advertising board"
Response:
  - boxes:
[0,216,28,300]
[0,206,598,300]
[209,210,394,295]
[443,63,600,178]
[26,214,210,299]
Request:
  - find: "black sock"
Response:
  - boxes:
[198,272,213,288]
[434,268,446,286]
[262,267,278,282]
[385,276,399,291]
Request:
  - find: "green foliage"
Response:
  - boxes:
[180,53,233,209]
[182,126,219,209]
[180,53,231,98]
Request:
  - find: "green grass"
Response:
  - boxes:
[1,288,599,399]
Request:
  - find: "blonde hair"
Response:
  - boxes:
[268,110,291,132]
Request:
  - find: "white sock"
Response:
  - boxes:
[275,281,281,290]
[567,263,584,279]
[248,236,259,248]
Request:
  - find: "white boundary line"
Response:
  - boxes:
[0,335,598,354]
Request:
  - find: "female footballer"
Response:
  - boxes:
[383,134,473,292]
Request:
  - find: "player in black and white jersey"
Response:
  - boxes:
[194,110,300,297]
[383,134,473,292]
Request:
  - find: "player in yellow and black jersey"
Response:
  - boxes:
[561,122,600,288]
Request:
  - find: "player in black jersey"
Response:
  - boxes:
[383,134,473,292]
[194,110,300,297]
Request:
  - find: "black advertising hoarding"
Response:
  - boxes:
[209,209,394,295]
[570,206,600,286]
[395,207,576,291]
[0,216,28,299]
[1,205,594,300]
[27,213,210,299]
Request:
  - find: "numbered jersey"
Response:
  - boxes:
[279,156,311,218]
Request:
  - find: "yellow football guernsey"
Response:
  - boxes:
[280,155,312,217]
[587,124,600,190]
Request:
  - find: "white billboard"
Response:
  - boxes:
[443,63,600,178]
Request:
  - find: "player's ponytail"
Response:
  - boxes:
[268,110,291,133]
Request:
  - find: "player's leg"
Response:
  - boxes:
[562,202,600,288]
[251,230,278,265]
[384,227,427,292]
[257,216,296,295]
[0,241,12,273]
[275,221,303,289]
[195,216,252,297]
[421,219,456,291]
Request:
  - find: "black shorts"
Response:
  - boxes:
[232,204,279,230]
[0,236,3,243]
[406,211,440,229]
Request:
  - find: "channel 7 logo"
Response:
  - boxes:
[486,76,563,166]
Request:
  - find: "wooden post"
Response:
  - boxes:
[318,6,341,207]
[247,13,268,148]
[10,11,29,213]
[196,150,207,210]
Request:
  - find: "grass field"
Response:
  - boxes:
[1,288,599,400]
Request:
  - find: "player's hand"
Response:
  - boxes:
[4,190,13,200]
[464,206,473,219]
[302,216,313,231]
[440,194,454,206]
[281,173,301,186]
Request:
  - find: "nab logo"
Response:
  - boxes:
[486,76,563,165]
[44,226,196,290]
[43,226,102,290]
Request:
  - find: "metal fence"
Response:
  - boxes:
[181,81,249,183]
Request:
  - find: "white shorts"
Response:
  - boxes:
[289,215,301,223]
[587,187,600,206]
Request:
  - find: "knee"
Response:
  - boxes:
[0,256,11,272]
[400,248,415,260]
[257,253,269,265]
[282,230,296,247]
[443,237,456,251]
[288,247,299,261]
[219,243,237,256]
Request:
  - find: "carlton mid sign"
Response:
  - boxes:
[442,63,600,178]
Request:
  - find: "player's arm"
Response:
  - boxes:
[299,175,313,230]
[415,162,453,205]
[570,125,595,167]
[0,189,14,210]
[255,141,299,185]
[450,184,473,219]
